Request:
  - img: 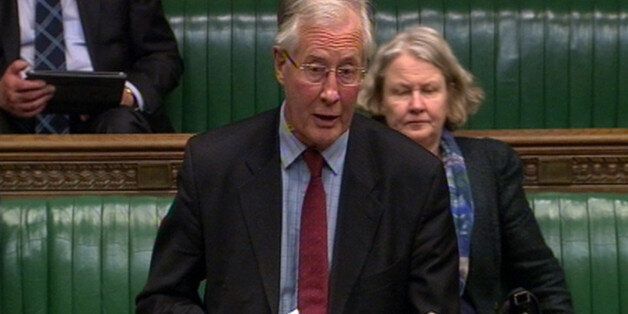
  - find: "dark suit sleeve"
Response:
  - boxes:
[126,0,183,114]
[493,142,573,312]
[136,143,205,313]
[409,164,460,314]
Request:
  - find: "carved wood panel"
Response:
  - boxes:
[0,134,187,197]
[457,128,628,193]
[0,129,626,196]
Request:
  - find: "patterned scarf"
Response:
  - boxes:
[440,130,475,295]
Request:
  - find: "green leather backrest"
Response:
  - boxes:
[529,193,628,314]
[161,0,628,132]
[1,193,627,313]
[0,196,171,314]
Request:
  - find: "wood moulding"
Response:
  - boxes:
[456,128,628,193]
[0,128,626,196]
[0,134,189,197]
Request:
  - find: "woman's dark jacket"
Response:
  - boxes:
[456,137,573,313]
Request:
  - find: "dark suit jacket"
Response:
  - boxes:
[0,0,182,127]
[136,110,459,313]
[457,137,573,313]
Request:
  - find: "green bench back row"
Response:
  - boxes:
[1,193,627,313]
[160,0,628,132]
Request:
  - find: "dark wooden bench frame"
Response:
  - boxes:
[0,128,626,197]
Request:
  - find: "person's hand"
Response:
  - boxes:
[120,87,136,108]
[0,60,54,118]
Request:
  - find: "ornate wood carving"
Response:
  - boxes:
[0,129,626,196]
[0,134,188,197]
[456,128,628,193]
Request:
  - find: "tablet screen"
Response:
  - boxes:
[26,71,127,114]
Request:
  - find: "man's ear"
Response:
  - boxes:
[273,47,286,86]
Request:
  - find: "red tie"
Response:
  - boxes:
[298,148,329,314]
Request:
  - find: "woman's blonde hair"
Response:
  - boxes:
[357,26,484,130]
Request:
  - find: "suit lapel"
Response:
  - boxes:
[236,113,384,313]
[238,116,282,314]
[1,0,20,63]
[329,116,383,313]
[75,0,100,68]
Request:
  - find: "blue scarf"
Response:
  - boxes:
[440,130,475,295]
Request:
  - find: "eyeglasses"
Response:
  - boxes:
[283,51,365,86]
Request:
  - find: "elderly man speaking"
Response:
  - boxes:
[136,0,459,313]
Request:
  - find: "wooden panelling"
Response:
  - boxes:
[456,128,628,193]
[0,129,625,196]
[0,134,189,197]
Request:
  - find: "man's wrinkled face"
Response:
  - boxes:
[275,12,364,150]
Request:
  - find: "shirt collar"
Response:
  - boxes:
[279,102,348,175]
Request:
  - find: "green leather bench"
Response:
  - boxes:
[0,196,172,314]
[529,193,628,313]
[1,193,627,313]
[160,0,628,132]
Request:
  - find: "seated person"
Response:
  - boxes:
[358,25,574,313]
[0,0,182,134]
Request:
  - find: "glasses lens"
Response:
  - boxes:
[337,67,359,85]
[300,63,363,86]
[302,64,327,83]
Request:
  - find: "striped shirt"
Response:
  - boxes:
[278,104,348,314]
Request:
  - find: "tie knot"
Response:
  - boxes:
[303,148,324,178]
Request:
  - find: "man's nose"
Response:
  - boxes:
[320,71,340,104]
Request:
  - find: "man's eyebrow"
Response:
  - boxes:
[301,55,328,64]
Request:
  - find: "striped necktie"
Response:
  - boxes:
[34,0,70,134]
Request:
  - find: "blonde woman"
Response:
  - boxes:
[358,26,573,313]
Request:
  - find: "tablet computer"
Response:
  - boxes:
[26,70,127,114]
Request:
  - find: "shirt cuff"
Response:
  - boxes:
[124,81,145,111]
